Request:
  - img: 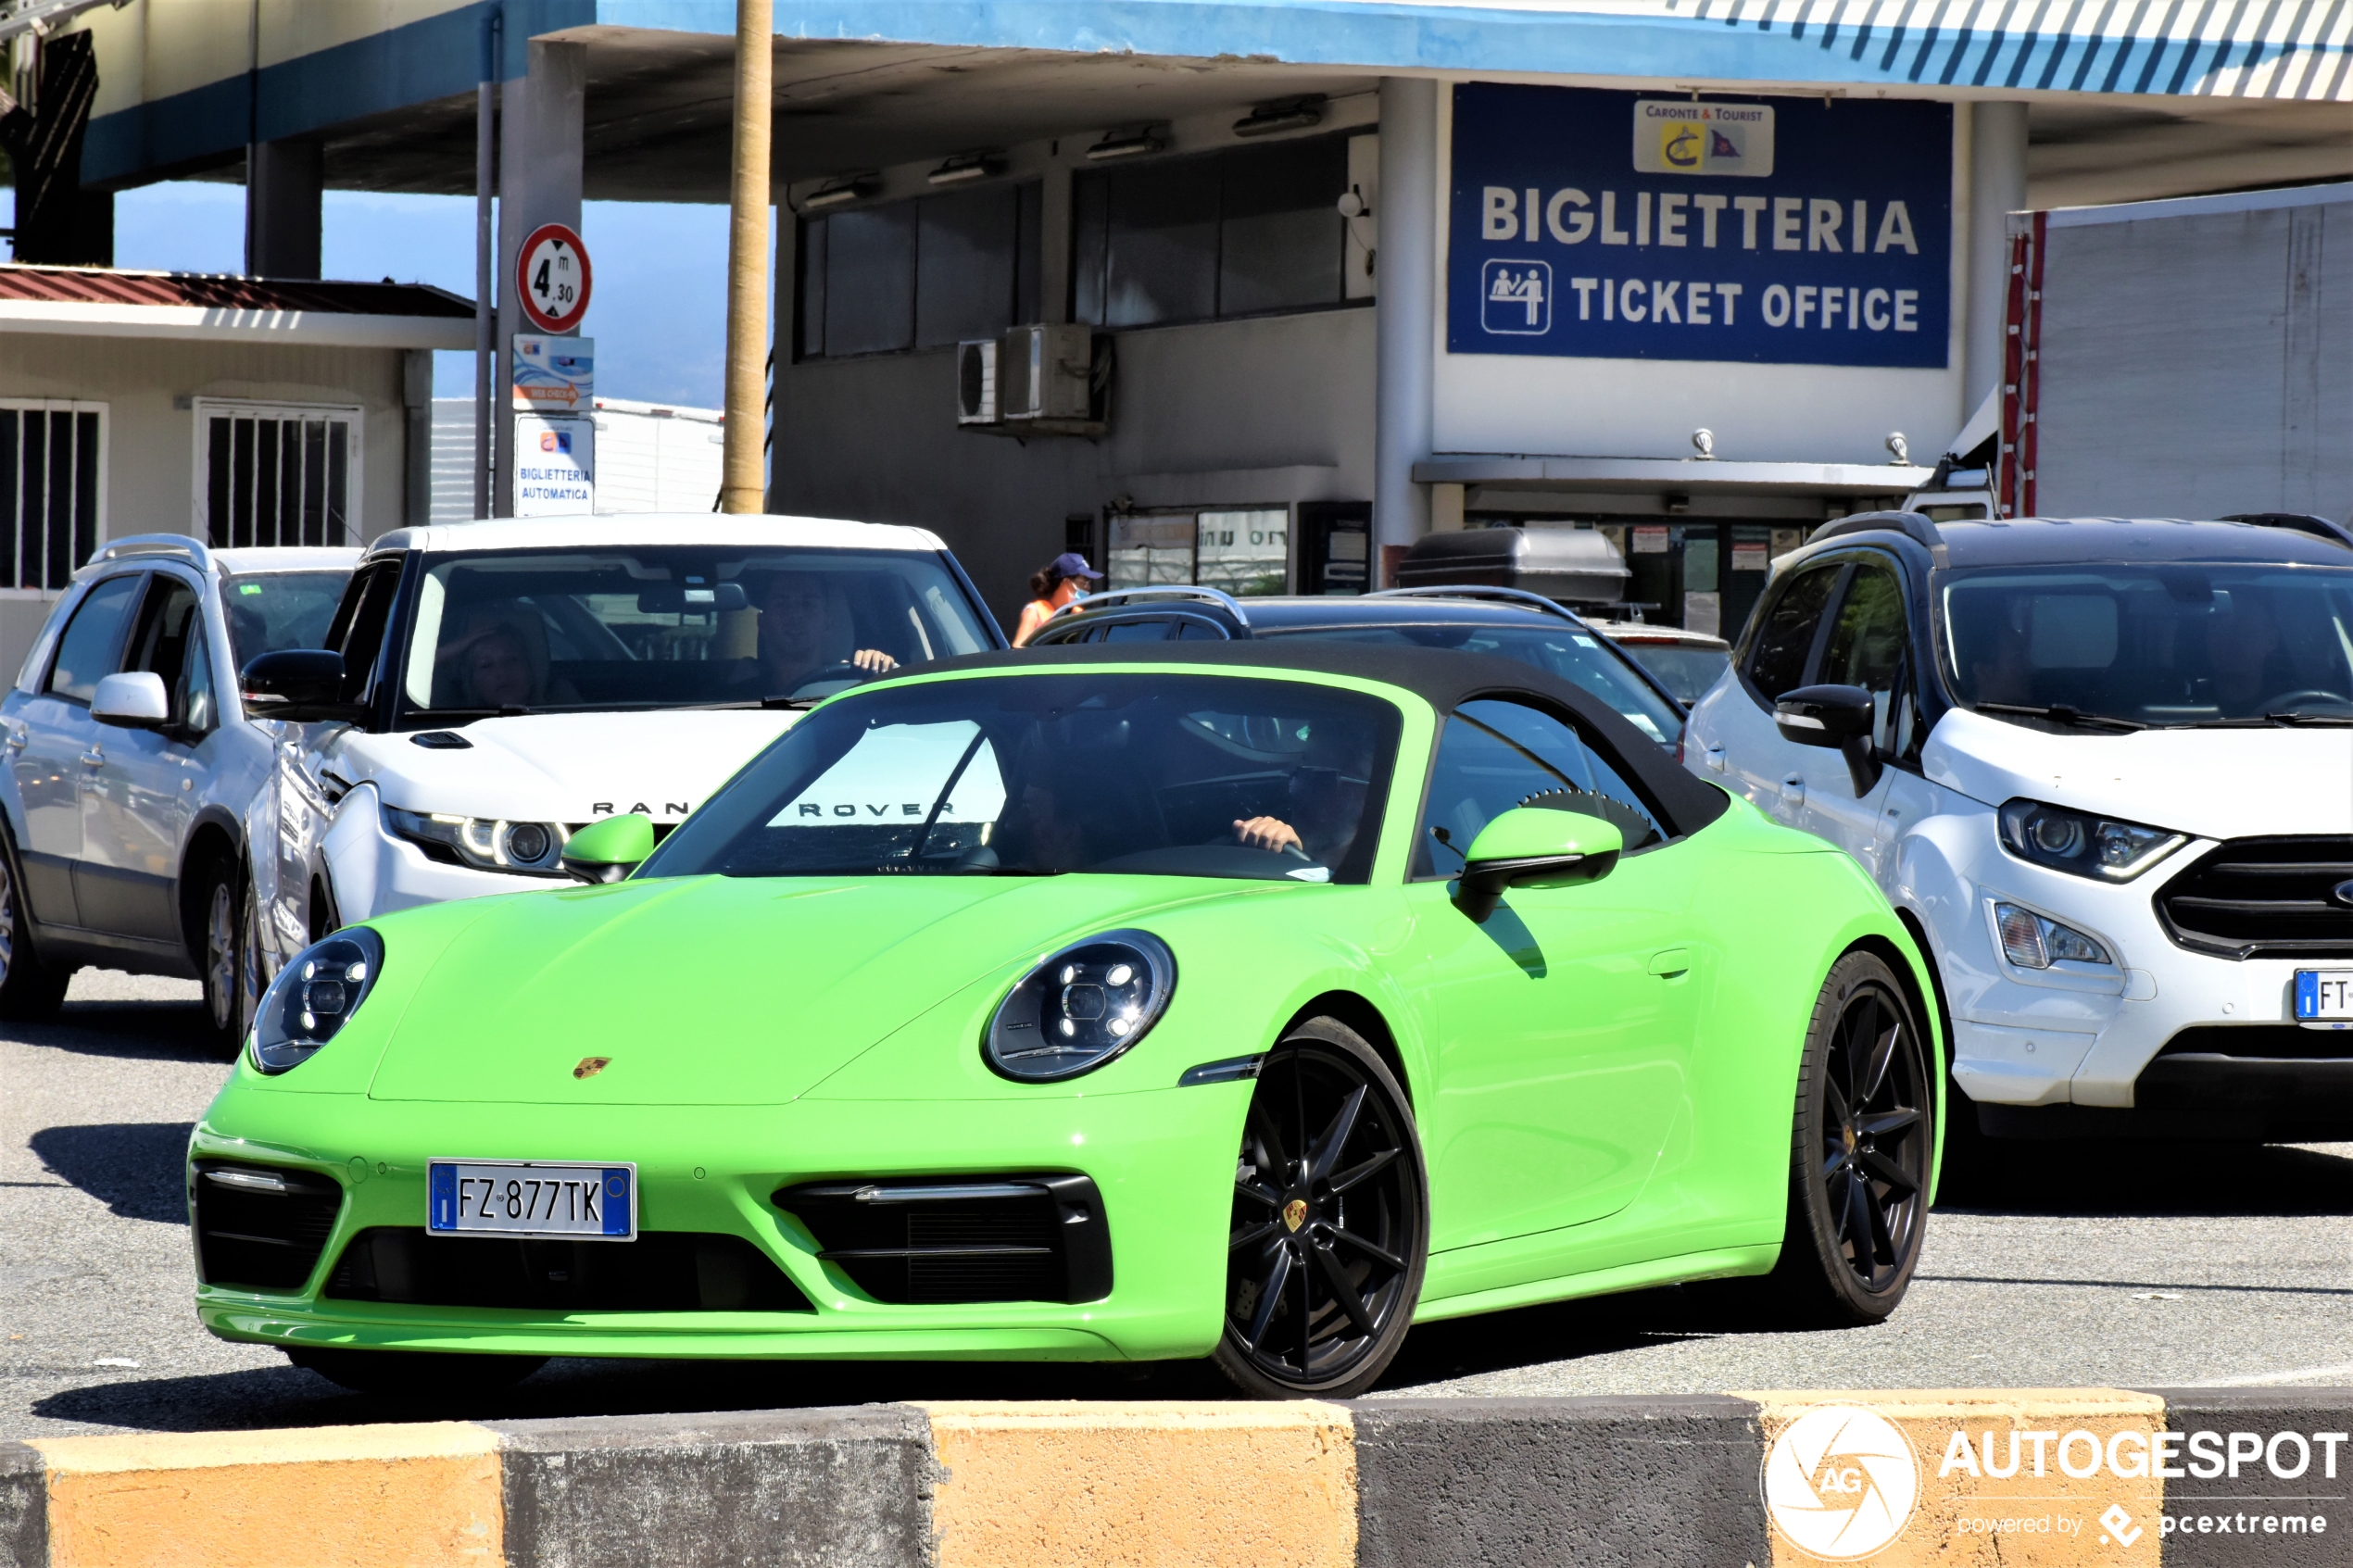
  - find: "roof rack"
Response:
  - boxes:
[86,533,210,571]
[1806,510,1945,557]
[2220,513,2353,551]
[1046,584,1252,628]
[1365,584,1587,625]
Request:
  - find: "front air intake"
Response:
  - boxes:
[322,1228,812,1312]
[773,1174,1111,1305]
[192,1161,344,1291]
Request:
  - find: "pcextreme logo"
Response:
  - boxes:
[1761,1404,1921,1560]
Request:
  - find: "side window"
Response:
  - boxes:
[1746,564,1843,702]
[1415,697,1665,880]
[121,575,216,734]
[326,561,402,702]
[1819,563,1917,758]
[1101,619,1175,643]
[44,573,145,705]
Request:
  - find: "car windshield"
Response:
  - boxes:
[395,546,993,720]
[1942,563,2353,726]
[1615,641,1730,705]
[1254,621,1685,746]
[640,672,1402,884]
[220,571,349,671]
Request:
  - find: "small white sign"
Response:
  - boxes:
[512,334,594,413]
[1632,525,1671,555]
[514,413,595,516]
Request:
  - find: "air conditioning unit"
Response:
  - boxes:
[955,338,999,425]
[1000,323,1095,422]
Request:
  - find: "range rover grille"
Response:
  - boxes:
[2154,836,2353,960]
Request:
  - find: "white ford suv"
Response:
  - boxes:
[1685,510,2353,1146]
[240,515,1002,987]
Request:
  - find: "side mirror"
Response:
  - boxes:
[91,671,170,730]
[241,649,365,724]
[560,812,655,884]
[1775,684,1881,796]
[1453,807,1623,924]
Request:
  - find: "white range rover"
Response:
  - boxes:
[241,515,1002,980]
[1685,510,2353,1148]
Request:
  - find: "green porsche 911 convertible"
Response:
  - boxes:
[191,643,1940,1398]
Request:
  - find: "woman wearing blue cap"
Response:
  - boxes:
[1013,551,1104,646]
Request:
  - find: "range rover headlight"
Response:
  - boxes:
[985,930,1176,1083]
[250,926,384,1074]
[1996,799,2185,882]
[384,804,569,874]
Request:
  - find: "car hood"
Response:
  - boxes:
[364,873,1231,1105]
[331,709,795,823]
[1922,708,2353,838]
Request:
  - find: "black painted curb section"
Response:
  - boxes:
[1351,1394,1769,1568]
[0,1444,42,1568]
[2135,1386,2353,1568]
[483,1404,936,1568]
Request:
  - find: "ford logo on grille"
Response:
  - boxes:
[2334,880,2353,909]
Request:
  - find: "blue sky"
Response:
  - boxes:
[98,182,747,408]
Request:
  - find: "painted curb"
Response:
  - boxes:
[2,1388,2347,1566]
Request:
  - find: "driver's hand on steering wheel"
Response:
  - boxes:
[851,648,900,673]
[1233,816,1303,855]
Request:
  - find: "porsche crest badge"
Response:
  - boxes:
[573,1057,611,1080]
[1282,1198,1308,1232]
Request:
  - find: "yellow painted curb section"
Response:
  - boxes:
[29,1421,503,1568]
[921,1400,1356,1568]
[1737,1387,2166,1568]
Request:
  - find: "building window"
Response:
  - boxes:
[0,400,105,593]
[1073,135,1355,330]
[1107,508,1290,596]
[195,401,360,548]
[799,181,1043,360]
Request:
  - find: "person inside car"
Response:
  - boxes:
[1230,725,1377,865]
[436,603,581,710]
[736,570,900,699]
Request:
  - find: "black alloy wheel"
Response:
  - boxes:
[1214,1017,1427,1399]
[1764,950,1933,1324]
[0,836,69,1021]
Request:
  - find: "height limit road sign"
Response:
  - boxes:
[515,222,592,333]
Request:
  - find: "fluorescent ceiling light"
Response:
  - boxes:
[803,177,877,210]
[1233,99,1325,137]
[1086,132,1163,161]
[927,154,1003,186]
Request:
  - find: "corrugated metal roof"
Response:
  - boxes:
[0,265,472,317]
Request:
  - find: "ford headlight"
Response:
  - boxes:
[250,927,384,1074]
[385,804,568,874]
[1997,799,2185,882]
[985,931,1176,1082]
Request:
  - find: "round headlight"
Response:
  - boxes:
[250,926,385,1075]
[985,930,1176,1082]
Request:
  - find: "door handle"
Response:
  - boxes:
[79,750,106,768]
[1780,772,1805,806]
[1702,744,1727,772]
[1648,947,1692,978]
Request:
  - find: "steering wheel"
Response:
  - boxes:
[2259,688,2353,715]
[787,661,870,697]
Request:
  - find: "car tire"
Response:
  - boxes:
[195,859,258,1061]
[0,830,69,1021]
[1756,950,1935,1326]
[1212,1016,1428,1399]
[283,1346,547,1399]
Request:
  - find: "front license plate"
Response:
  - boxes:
[2293,971,2353,1026]
[427,1160,635,1240]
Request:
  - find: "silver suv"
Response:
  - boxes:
[0,535,356,1052]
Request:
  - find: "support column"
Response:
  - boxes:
[1038,150,1074,325]
[1964,102,2028,421]
[1374,76,1437,577]
[494,39,586,518]
[402,351,434,530]
[245,135,322,278]
[721,0,774,516]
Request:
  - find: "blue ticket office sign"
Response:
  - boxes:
[1448,84,1952,368]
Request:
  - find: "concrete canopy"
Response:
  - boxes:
[75,0,2351,206]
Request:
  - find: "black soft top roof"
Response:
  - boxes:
[905,641,1732,837]
[1937,518,2353,569]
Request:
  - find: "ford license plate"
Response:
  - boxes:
[427,1160,635,1240]
[2292,971,2353,1028]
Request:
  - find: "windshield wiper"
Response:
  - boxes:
[2178,710,2353,729]
[1971,701,2145,733]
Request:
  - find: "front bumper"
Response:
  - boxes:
[190,1078,1244,1362]
[1913,830,2353,1134]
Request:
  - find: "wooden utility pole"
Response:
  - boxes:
[720,0,773,513]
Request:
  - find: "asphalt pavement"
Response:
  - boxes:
[5,973,2348,1438]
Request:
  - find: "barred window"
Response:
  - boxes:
[0,401,105,591]
[195,401,360,549]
